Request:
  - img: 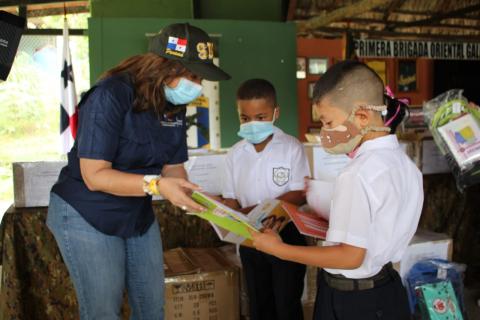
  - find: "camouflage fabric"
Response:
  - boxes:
[1,175,479,319]
[0,201,221,320]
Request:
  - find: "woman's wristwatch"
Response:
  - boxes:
[143,175,161,195]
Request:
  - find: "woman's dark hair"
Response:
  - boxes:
[236,78,277,107]
[384,94,409,134]
[100,53,191,117]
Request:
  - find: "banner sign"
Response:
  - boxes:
[354,39,480,60]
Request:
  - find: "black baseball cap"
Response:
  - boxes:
[149,23,231,81]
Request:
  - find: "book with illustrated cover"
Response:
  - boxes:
[282,202,329,239]
[438,113,480,168]
[190,192,291,247]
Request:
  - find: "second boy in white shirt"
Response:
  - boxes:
[221,79,310,320]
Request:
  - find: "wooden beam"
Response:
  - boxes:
[27,5,88,17]
[17,3,26,17]
[0,0,81,6]
[299,26,480,42]
[382,0,407,22]
[23,28,86,35]
[386,4,480,30]
[286,0,297,21]
[297,0,390,32]
[336,18,480,31]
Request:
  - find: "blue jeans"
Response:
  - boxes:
[47,193,165,320]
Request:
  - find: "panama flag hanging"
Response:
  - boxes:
[59,17,78,154]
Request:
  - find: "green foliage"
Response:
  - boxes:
[0,13,90,203]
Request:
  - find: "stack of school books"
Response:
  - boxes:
[189,192,329,246]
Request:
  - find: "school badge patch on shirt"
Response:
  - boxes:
[165,36,187,57]
[273,167,290,186]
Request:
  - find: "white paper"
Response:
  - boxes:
[184,153,226,195]
[306,179,334,220]
[311,147,350,181]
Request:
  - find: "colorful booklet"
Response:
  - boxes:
[438,113,480,168]
[190,192,291,247]
[282,202,329,239]
[190,192,257,241]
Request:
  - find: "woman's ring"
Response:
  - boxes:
[181,205,187,211]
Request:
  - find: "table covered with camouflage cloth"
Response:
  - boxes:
[1,174,479,319]
[0,201,221,320]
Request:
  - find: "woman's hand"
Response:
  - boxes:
[156,177,205,212]
[249,229,284,257]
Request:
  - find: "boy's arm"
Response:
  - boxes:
[251,230,366,269]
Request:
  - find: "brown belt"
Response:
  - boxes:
[323,263,395,291]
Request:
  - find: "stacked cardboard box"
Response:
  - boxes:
[164,247,240,320]
[393,229,453,282]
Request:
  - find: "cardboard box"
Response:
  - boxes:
[164,247,240,320]
[12,161,66,208]
[394,229,453,282]
[217,245,249,318]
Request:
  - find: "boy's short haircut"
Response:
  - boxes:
[312,60,384,112]
[236,78,277,107]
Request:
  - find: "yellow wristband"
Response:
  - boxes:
[143,175,161,195]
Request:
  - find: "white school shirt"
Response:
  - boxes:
[324,134,423,278]
[222,127,311,208]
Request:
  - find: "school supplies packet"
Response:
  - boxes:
[437,113,480,168]
[282,202,329,239]
[415,280,463,320]
[423,89,480,189]
[190,192,290,247]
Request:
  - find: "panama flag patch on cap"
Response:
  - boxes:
[166,36,187,57]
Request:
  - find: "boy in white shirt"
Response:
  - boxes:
[250,61,423,319]
[221,79,311,320]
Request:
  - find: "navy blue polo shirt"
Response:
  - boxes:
[52,74,188,237]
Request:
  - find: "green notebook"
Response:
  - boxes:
[190,191,258,239]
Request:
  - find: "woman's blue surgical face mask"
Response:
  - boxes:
[237,109,277,144]
[164,78,203,105]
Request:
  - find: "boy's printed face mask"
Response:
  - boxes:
[320,105,390,155]
[238,108,277,144]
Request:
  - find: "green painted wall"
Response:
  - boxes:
[90,0,194,18]
[195,0,287,21]
[88,18,298,147]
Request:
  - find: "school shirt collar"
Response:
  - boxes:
[241,126,285,153]
[354,134,399,159]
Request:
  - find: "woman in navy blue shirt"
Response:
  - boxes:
[47,23,230,319]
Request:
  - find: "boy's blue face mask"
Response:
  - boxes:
[164,78,203,105]
[237,109,277,144]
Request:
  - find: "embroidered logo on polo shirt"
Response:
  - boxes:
[272,167,290,186]
[165,36,187,57]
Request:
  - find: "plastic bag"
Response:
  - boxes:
[423,89,480,190]
[405,259,466,318]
